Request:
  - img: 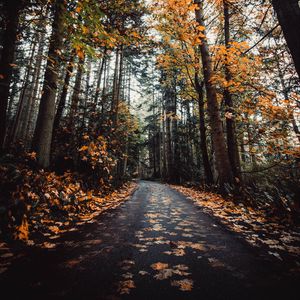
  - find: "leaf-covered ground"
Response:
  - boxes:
[171,185,300,263]
[0,181,299,300]
[0,181,137,273]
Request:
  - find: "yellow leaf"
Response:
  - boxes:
[151,262,169,270]
[76,49,85,60]
[82,26,89,34]
[171,279,193,291]
[14,218,29,241]
[79,145,88,152]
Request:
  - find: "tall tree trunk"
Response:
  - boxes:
[240,132,246,164]
[94,49,107,105]
[111,48,120,126]
[165,89,173,181]
[195,74,214,184]
[0,0,22,151]
[272,0,300,80]
[32,0,66,167]
[223,0,241,182]
[81,58,91,129]
[156,131,161,178]
[194,0,233,188]
[161,104,167,179]
[11,37,38,143]
[171,79,180,183]
[24,32,46,144]
[53,50,75,133]
[69,56,84,127]
[273,36,300,143]
[127,63,132,105]
[112,45,124,127]
[117,46,124,104]
[19,30,44,143]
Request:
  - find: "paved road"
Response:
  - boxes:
[0,181,299,299]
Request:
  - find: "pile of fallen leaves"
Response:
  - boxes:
[0,154,137,243]
[25,179,137,247]
[171,185,300,261]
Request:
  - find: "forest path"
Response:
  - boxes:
[0,181,298,300]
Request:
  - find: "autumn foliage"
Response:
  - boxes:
[0,148,137,241]
[0,0,300,243]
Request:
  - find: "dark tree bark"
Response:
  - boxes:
[164,83,175,182]
[24,31,46,144]
[53,50,75,133]
[69,56,84,127]
[195,74,214,184]
[223,0,241,182]
[19,30,44,143]
[194,0,233,188]
[94,49,107,105]
[11,37,37,144]
[81,58,91,129]
[155,132,161,177]
[165,99,172,180]
[0,0,22,151]
[171,80,180,183]
[116,46,124,113]
[272,0,300,80]
[111,46,124,127]
[32,0,66,167]
[161,104,167,179]
[271,34,300,144]
[111,48,120,126]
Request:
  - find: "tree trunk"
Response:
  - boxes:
[11,37,38,143]
[156,131,161,177]
[111,48,120,126]
[195,74,214,184]
[171,79,180,183]
[81,58,91,129]
[32,0,66,167]
[165,89,173,181]
[112,46,124,127]
[194,0,233,188]
[0,0,22,151]
[95,49,107,105]
[24,32,46,144]
[117,45,124,107]
[69,56,84,126]
[272,0,300,80]
[273,36,300,144]
[53,50,75,133]
[223,0,241,182]
[161,104,167,179]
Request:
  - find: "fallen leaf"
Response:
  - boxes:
[138,270,149,276]
[268,251,283,260]
[42,242,56,249]
[173,249,185,256]
[0,253,14,258]
[118,280,136,295]
[121,272,134,279]
[174,264,189,271]
[151,262,169,270]
[208,258,225,267]
[65,259,82,268]
[154,269,174,280]
[171,279,193,291]
[189,243,206,251]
